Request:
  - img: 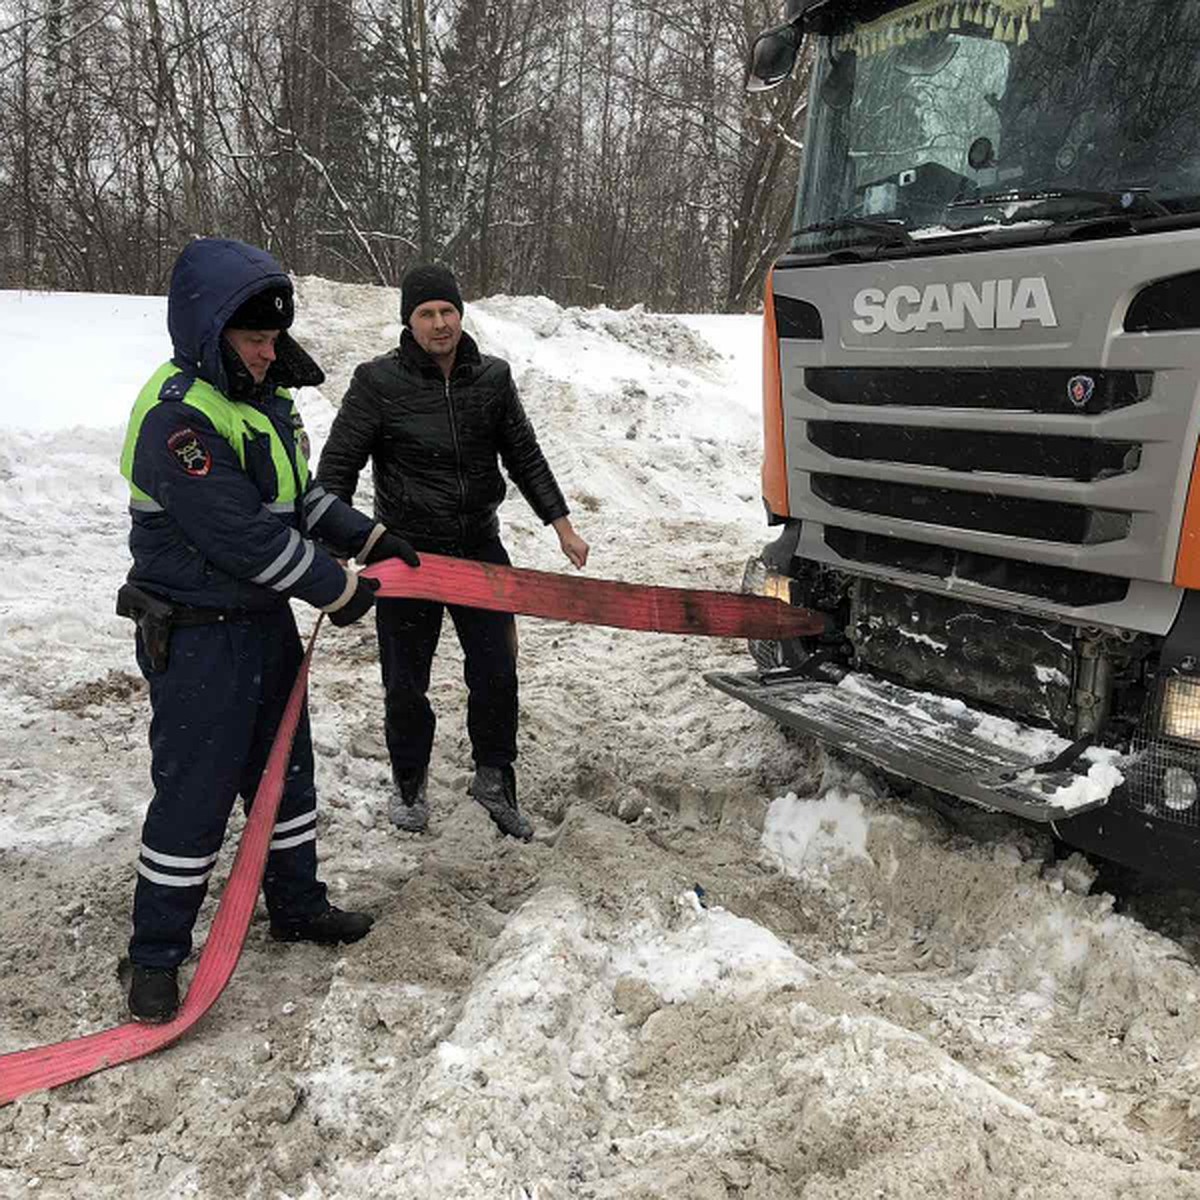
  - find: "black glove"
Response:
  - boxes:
[328,575,380,627]
[363,530,420,568]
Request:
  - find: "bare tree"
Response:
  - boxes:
[0,0,810,309]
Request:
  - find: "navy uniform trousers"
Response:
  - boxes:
[375,537,518,778]
[130,605,327,969]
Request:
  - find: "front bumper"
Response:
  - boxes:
[705,667,1125,823]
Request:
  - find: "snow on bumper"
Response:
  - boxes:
[705,668,1125,822]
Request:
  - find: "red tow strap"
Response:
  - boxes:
[0,560,819,1105]
[363,553,824,640]
[0,623,320,1107]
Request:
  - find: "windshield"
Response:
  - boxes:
[793,0,1200,254]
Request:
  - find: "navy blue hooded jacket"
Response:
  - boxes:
[120,239,378,614]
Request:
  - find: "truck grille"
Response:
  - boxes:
[811,475,1132,545]
[808,421,1141,482]
[793,361,1158,610]
[824,527,1130,607]
[805,367,1153,416]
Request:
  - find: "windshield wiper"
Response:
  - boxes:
[950,187,1171,218]
[794,216,914,247]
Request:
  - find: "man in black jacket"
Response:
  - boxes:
[317,265,588,838]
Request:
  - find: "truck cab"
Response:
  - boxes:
[707,0,1200,879]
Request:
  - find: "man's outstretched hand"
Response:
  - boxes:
[552,516,589,570]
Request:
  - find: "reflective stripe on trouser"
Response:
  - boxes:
[374,537,518,775]
[129,607,327,969]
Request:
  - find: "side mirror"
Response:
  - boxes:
[785,0,827,22]
[746,23,803,93]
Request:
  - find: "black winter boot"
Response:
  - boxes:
[389,766,429,833]
[128,965,180,1024]
[470,765,533,841]
[270,904,374,945]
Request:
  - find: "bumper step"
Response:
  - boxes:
[705,668,1125,822]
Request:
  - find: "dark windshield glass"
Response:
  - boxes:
[793,0,1200,253]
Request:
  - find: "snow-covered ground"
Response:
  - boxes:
[3,281,1200,1197]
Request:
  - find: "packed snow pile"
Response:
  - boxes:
[3,281,1200,1198]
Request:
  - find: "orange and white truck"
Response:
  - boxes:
[709,0,1200,878]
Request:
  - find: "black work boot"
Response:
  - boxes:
[389,766,429,833]
[128,965,180,1024]
[470,765,534,842]
[270,904,374,945]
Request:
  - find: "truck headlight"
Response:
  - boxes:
[1163,766,1199,812]
[741,556,793,604]
[759,572,792,603]
[1161,676,1200,744]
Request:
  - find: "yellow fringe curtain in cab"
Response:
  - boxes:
[833,0,1054,57]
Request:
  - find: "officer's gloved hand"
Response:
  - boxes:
[328,575,380,627]
[364,531,420,568]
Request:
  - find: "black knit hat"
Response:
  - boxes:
[400,264,463,326]
[227,285,294,331]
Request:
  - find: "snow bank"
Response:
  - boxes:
[2,281,1199,1200]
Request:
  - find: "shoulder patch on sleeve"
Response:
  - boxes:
[291,410,311,460]
[167,427,213,477]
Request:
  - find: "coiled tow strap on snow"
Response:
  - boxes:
[0,557,820,1105]
[0,621,321,1107]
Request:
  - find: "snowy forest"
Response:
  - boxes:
[0,0,810,310]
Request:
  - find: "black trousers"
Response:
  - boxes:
[375,538,518,776]
[129,606,327,969]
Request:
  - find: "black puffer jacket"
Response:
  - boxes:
[317,330,568,551]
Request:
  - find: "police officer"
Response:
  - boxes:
[118,238,419,1023]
